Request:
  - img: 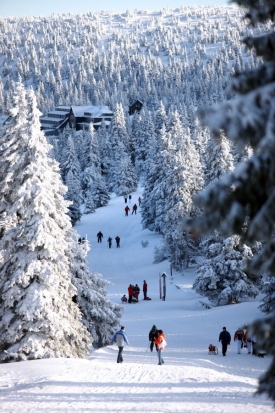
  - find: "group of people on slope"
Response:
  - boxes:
[111,325,166,366]
[124,195,142,207]
[124,281,147,303]
[97,232,120,248]
[125,203,138,216]
[219,326,259,356]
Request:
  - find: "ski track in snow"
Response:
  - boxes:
[0,186,273,412]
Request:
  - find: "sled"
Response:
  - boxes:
[208,344,218,355]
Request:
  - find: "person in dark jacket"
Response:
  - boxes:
[219,326,231,356]
[133,284,140,301]
[97,231,103,243]
[143,280,148,300]
[107,236,112,248]
[125,205,130,216]
[132,204,137,214]
[115,236,120,247]
[149,325,158,352]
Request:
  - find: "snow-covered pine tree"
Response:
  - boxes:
[69,232,122,348]
[0,83,90,362]
[108,140,138,196]
[59,129,82,225]
[187,1,275,400]
[194,235,259,305]
[82,125,110,212]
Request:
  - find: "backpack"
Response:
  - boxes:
[158,338,167,350]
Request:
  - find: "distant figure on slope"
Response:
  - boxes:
[234,327,245,354]
[245,332,252,354]
[219,326,231,356]
[154,329,167,365]
[149,325,158,352]
[125,205,130,216]
[132,204,137,214]
[111,326,129,363]
[133,284,140,301]
[129,194,132,203]
[138,197,141,206]
[115,236,120,248]
[143,280,148,300]
[97,231,103,243]
[107,236,112,248]
[128,284,134,303]
[124,195,127,203]
[121,295,127,303]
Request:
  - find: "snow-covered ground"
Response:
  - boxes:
[0,186,273,412]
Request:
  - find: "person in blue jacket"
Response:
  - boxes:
[111,326,129,363]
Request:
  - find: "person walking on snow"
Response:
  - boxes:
[219,326,231,356]
[149,325,158,352]
[115,236,120,248]
[154,330,166,365]
[125,205,130,216]
[143,280,148,300]
[97,231,103,243]
[107,236,112,248]
[111,326,129,363]
[138,197,141,206]
[132,204,137,214]
[129,194,132,203]
[234,327,245,354]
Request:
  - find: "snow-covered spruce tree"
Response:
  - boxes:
[108,141,138,196]
[82,124,110,210]
[187,1,275,401]
[59,129,82,225]
[194,235,259,306]
[162,127,204,270]
[69,232,122,348]
[0,83,90,362]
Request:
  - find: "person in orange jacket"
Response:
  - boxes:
[154,329,166,365]
[125,205,130,216]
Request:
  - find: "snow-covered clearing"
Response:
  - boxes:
[0,186,273,412]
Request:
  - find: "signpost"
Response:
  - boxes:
[159,272,167,301]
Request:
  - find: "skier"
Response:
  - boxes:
[111,326,129,363]
[97,231,103,243]
[138,197,141,206]
[154,330,167,365]
[219,326,231,356]
[132,204,137,214]
[129,194,132,203]
[143,280,148,300]
[124,195,127,203]
[115,235,120,248]
[125,205,130,216]
[149,325,158,352]
[234,327,245,354]
[107,236,112,248]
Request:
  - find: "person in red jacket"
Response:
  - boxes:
[154,329,166,365]
[143,280,148,300]
[125,205,130,216]
[128,284,134,303]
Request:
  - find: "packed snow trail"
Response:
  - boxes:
[0,187,273,412]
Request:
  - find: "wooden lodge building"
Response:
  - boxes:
[40,105,113,135]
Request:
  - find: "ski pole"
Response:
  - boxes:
[146,342,150,352]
